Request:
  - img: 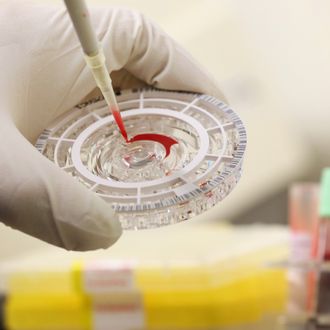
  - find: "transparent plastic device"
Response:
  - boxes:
[35,89,247,230]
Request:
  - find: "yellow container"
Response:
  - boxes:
[6,293,91,330]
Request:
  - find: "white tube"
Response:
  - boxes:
[63,0,119,109]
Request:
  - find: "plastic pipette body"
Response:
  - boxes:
[63,0,121,121]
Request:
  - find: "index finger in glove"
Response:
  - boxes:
[90,7,225,99]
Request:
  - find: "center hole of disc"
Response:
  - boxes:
[122,144,156,168]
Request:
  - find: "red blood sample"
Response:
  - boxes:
[112,108,128,142]
[110,106,178,158]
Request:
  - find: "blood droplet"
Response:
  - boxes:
[110,106,178,158]
[112,108,128,142]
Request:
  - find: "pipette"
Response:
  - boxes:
[63,0,128,141]
[63,0,178,155]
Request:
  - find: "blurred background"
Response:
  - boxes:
[1,1,330,329]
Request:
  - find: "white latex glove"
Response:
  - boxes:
[0,1,224,251]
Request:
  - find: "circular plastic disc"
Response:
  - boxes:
[35,89,247,230]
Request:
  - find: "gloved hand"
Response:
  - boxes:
[0,1,224,251]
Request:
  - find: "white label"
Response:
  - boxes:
[93,301,145,330]
[290,232,311,262]
[83,260,137,294]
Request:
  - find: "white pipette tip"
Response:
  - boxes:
[84,48,119,111]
